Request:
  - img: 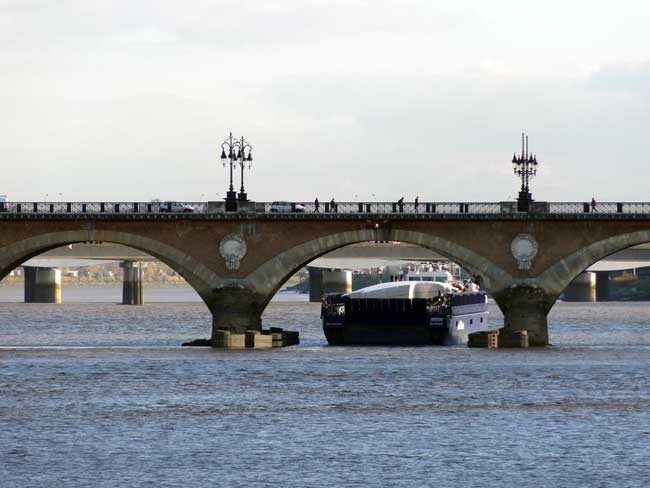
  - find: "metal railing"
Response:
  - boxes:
[264,202,502,214]
[1,200,650,215]
[549,202,650,214]
[0,202,209,214]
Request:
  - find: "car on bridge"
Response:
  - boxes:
[270,201,305,213]
[158,201,194,213]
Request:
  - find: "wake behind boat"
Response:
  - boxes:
[321,280,495,346]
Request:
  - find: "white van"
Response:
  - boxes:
[270,201,305,213]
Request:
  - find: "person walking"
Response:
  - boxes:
[591,197,597,212]
[330,198,337,213]
[314,197,320,213]
[414,196,419,212]
[397,196,404,213]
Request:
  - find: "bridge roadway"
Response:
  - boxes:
[5,201,650,346]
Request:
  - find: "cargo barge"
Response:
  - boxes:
[321,281,495,346]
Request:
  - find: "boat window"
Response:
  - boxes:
[480,317,483,323]
[470,319,473,324]
[408,277,420,281]
[422,277,433,281]
[435,277,446,282]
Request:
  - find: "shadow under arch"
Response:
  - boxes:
[537,230,650,301]
[246,228,513,311]
[0,229,224,308]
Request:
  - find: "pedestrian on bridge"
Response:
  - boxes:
[330,198,337,213]
[314,198,320,213]
[414,196,419,212]
[591,197,597,212]
[397,197,404,213]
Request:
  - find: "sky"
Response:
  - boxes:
[1,0,649,203]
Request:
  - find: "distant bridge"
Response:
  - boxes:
[23,241,650,273]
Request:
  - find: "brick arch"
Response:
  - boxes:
[245,228,513,309]
[537,230,650,299]
[0,229,223,307]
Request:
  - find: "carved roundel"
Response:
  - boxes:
[510,233,538,270]
[219,234,247,271]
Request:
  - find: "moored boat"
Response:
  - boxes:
[321,281,494,346]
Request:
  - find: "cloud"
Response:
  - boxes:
[1,1,650,202]
[585,63,650,96]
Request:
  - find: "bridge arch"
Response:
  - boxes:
[538,230,650,300]
[244,228,513,311]
[0,230,223,308]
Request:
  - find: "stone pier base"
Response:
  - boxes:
[183,327,299,349]
[494,285,552,347]
[212,328,299,349]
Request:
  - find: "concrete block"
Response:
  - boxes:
[468,330,499,348]
[282,331,300,346]
[212,330,246,349]
[500,330,529,348]
[228,334,246,349]
[271,332,283,347]
[252,334,273,349]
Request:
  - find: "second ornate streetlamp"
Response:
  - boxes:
[220,132,253,211]
[512,132,538,212]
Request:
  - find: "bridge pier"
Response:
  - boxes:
[308,267,352,302]
[494,286,552,347]
[23,266,61,303]
[121,261,144,305]
[209,286,264,342]
[595,271,611,301]
[563,272,596,302]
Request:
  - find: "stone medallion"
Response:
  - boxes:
[510,233,538,270]
[219,234,247,271]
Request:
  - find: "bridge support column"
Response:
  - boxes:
[563,272,596,302]
[23,266,61,303]
[494,286,552,347]
[209,286,264,342]
[308,267,323,302]
[121,261,143,305]
[308,267,352,302]
[596,271,611,301]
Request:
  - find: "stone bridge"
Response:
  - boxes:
[3,210,650,346]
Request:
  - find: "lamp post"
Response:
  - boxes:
[512,132,538,212]
[236,137,253,202]
[220,132,253,210]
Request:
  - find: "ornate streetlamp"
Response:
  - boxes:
[236,137,253,202]
[512,132,538,212]
[220,132,253,210]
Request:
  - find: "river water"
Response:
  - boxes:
[1,286,649,487]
